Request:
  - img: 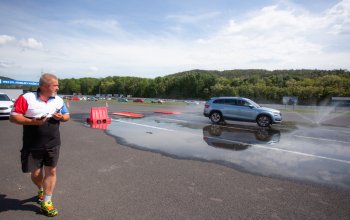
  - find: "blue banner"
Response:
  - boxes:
[0,79,39,86]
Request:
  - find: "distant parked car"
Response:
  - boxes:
[0,93,14,118]
[151,99,164,104]
[118,98,128,102]
[133,99,144,103]
[185,100,200,105]
[89,97,98,101]
[203,97,282,127]
[69,96,80,101]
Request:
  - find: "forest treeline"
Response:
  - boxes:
[2,69,350,104]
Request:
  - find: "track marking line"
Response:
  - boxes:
[153,116,258,132]
[314,127,350,134]
[112,119,175,131]
[204,136,350,164]
[294,135,350,144]
[154,117,189,123]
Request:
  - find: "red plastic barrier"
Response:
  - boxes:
[87,107,111,124]
[154,110,181,115]
[90,122,110,130]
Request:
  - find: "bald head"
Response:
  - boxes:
[39,73,58,86]
[39,73,59,98]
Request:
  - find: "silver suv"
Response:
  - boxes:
[203,97,282,127]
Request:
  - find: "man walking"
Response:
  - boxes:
[10,73,70,217]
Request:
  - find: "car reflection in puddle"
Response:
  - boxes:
[88,116,350,191]
[203,124,280,151]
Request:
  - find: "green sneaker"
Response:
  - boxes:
[37,189,44,204]
[40,200,59,217]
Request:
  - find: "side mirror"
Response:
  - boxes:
[248,105,254,109]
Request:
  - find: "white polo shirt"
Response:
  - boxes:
[11,91,69,118]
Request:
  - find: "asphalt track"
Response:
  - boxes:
[1,101,350,219]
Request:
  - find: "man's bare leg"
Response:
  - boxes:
[43,166,57,196]
[31,168,44,189]
[41,166,59,216]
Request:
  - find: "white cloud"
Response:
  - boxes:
[165,11,222,36]
[70,19,119,30]
[0,35,15,45]
[325,0,350,34]
[167,11,221,24]
[0,60,13,68]
[19,38,43,50]
[185,0,350,70]
[68,19,129,38]
[88,66,99,72]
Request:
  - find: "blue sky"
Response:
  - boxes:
[0,0,349,80]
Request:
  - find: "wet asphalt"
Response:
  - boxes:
[1,101,350,220]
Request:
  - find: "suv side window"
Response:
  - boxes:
[213,99,225,104]
[213,99,237,105]
[224,99,236,105]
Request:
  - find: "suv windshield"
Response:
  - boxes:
[0,94,10,101]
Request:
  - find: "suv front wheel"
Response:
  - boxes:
[256,115,271,127]
[210,111,223,124]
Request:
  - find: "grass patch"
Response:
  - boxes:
[68,100,188,106]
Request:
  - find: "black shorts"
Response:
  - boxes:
[20,146,60,173]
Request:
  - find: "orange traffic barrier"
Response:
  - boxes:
[112,112,144,118]
[90,122,110,130]
[86,107,111,124]
[154,110,181,114]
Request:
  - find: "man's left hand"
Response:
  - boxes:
[52,113,64,121]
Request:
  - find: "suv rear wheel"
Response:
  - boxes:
[256,115,271,127]
[210,111,223,124]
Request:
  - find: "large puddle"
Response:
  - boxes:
[84,114,350,190]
